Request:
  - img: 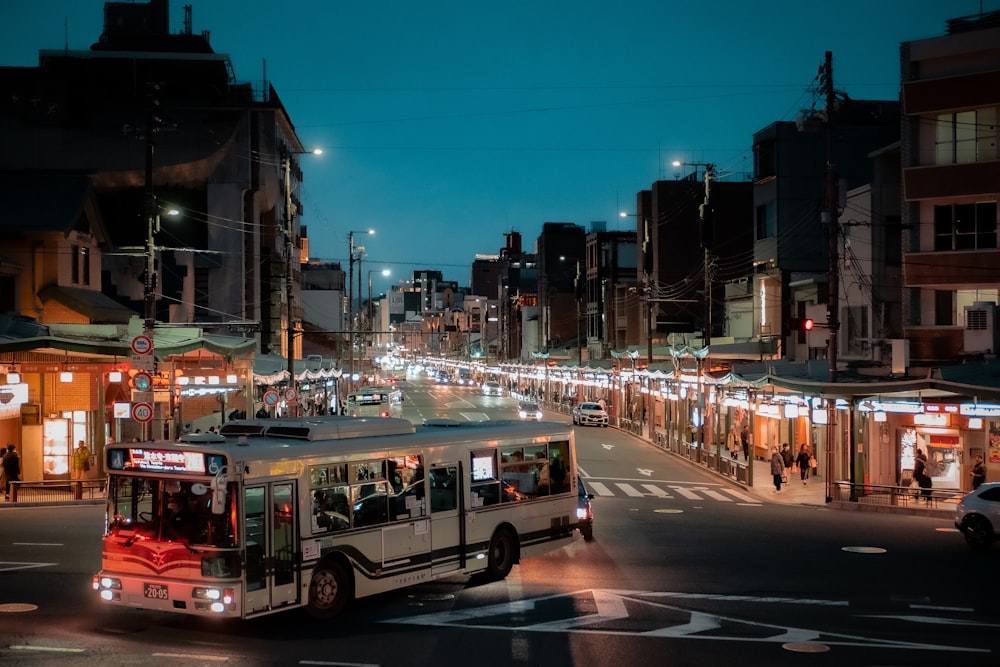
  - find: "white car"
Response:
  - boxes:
[572,401,609,427]
[954,482,1000,549]
[481,381,503,396]
[517,401,543,421]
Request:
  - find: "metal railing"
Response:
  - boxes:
[831,481,961,511]
[6,480,106,504]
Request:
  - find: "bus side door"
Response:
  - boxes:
[243,481,300,615]
[429,463,463,576]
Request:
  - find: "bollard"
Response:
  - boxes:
[74,480,83,500]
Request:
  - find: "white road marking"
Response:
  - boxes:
[641,484,673,498]
[615,483,644,497]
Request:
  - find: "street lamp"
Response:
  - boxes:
[347,229,374,388]
[282,148,322,414]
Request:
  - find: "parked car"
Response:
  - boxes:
[517,401,543,421]
[955,482,1000,549]
[572,401,609,427]
[577,479,595,541]
[481,381,503,396]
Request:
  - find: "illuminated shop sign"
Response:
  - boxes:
[960,403,1000,417]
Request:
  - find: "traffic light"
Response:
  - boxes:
[789,317,815,332]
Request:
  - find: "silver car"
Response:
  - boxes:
[955,482,1000,549]
[572,401,609,427]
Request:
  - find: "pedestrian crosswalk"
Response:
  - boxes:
[584,480,758,504]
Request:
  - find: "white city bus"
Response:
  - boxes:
[93,416,579,619]
[345,386,402,418]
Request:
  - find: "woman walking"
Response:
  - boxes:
[770,446,785,493]
[795,444,812,485]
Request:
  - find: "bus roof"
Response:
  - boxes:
[110,417,573,466]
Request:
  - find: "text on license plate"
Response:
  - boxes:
[143,583,169,600]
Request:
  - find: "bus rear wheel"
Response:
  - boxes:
[485,528,517,580]
[307,559,353,618]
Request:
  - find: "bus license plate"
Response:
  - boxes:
[143,583,169,600]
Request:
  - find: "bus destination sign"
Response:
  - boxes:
[108,448,226,475]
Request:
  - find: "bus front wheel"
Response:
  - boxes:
[307,559,353,618]
[485,528,517,580]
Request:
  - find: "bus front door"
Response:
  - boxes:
[429,463,463,576]
[243,482,300,615]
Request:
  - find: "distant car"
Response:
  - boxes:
[955,482,1000,549]
[572,401,609,427]
[434,373,450,384]
[517,401,543,421]
[481,381,503,396]
[577,479,594,541]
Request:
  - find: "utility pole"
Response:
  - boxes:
[822,50,840,503]
[283,156,297,416]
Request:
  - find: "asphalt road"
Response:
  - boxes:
[0,375,996,665]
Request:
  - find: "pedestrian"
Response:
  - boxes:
[971,454,987,489]
[72,439,91,480]
[0,445,7,497]
[913,448,933,502]
[781,443,794,482]
[795,444,812,485]
[726,428,740,460]
[770,445,785,493]
[740,425,750,461]
[2,444,21,500]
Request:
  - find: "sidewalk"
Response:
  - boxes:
[747,457,826,506]
[743,457,956,519]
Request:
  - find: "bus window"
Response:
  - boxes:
[430,466,457,512]
[470,449,500,506]
[352,480,390,527]
[313,486,351,533]
[547,440,570,494]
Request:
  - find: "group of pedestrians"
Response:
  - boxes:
[770,442,815,492]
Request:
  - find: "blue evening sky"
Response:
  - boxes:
[2,0,995,294]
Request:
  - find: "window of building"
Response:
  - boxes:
[81,247,90,286]
[755,203,775,240]
[71,244,79,284]
[934,290,954,326]
[933,202,997,251]
[754,140,776,179]
[935,108,998,164]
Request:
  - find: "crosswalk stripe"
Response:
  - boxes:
[699,488,733,502]
[615,483,645,497]
[641,484,673,498]
[588,481,614,496]
[721,488,757,503]
[670,486,703,500]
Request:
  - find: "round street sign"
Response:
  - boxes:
[131,335,153,355]
[283,388,298,402]
[131,402,154,423]
[263,390,279,406]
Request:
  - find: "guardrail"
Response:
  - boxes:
[6,480,106,504]
[831,480,961,511]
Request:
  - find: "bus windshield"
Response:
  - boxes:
[106,475,236,549]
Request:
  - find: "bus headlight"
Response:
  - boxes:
[94,575,122,601]
[192,587,235,612]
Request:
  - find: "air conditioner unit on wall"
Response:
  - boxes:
[963,302,998,354]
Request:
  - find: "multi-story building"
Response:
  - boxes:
[752,97,900,361]
[900,11,1000,363]
[584,226,637,359]
[536,222,585,355]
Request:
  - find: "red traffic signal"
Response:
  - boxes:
[789,317,815,332]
